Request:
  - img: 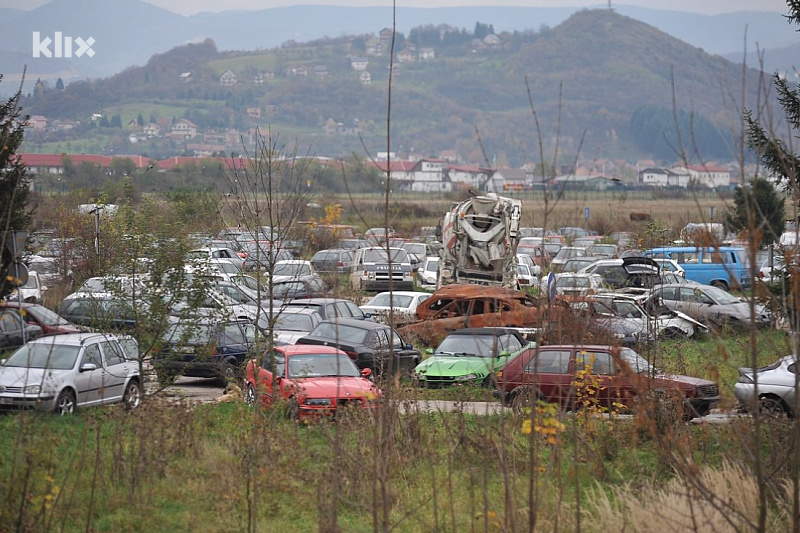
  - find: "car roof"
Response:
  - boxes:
[288,297,356,305]
[368,291,429,297]
[446,327,524,337]
[28,332,123,345]
[317,317,386,329]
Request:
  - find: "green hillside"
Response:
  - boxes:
[19,9,765,165]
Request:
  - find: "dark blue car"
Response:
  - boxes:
[153,318,256,385]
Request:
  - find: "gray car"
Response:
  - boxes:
[735,355,799,415]
[0,332,142,415]
[646,283,770,329]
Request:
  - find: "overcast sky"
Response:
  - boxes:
[4,0,791,16]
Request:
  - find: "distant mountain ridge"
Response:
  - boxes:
[20,9,768,166]
[0,0,794,91]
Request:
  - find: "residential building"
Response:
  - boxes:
[170,119,198,140]
[418,48,435,61]
[359,71,372,85]
[219,70,237,86]
[351,57,369,70]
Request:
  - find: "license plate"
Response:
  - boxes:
[0,398,13,405]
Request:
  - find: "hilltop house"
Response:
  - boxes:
[359,71,372,85]
[29,116,48,131]
[351,57,369,70]
[170,119,198,140]
[219,70,237,86]
[418,48,435,61]
[396,50,415,63]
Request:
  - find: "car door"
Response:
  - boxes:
[0,310,25,349]
[677,286,711,323]
[389,329,419,373]
[73,342,107,406]
[98,339,128,404]
[574,349,629,410]
[521,348,573,406]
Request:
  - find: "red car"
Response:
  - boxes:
[494,344,719,419]
[0,301,82,336]
[244,345,382,419]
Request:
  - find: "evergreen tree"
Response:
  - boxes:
[55,77,64,91]
[0,76,34,300]
[725,177,785,246]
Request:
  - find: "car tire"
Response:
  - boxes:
[660,327,684,339]
[287,397,300,421]
[510,387,540,416]
[217,359,239,386]
[122,380,142,411]
[54,389,76,415]
[245,383,256,406]
[759,396,788,417]
[710,280,728,291]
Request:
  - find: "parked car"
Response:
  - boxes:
[244,345,381,420]
[550,247,588,273]
[187,246,246,271]
[239,241,293,272]
[359,291,431,325]
[0,332,142,414]
[586,243,618,259]
[0,308,44,351]
[495,344,719,419]
[645,283,770,329]
[553,272,606,297]
[558,227,593,240]
[734,355,799,416]
[350,246,414,292]
[296,318,421,376]
[592,293,708,339]
[58,296,142,332]
[364,227,396,246]
[414,328,533,387]
[398,284,542,347]
[284,297,367,321]
[153,318,257,385]
[643,246,751,291]
[580,257,661,290]
[417,256,439,287]
[0,301,81,336]
[561,258,596,273]
[310,248,354,274]
[259,307,323,345]
[9,271,47,304]
[272,260,316,283]
[271,276,329,300]
[401,242,439,270]
[335,238,370,250]
[517,264,537,288]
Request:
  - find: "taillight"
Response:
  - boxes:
[758,271,764,278]
[345,351,358,359]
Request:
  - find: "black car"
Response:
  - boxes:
[0,308,43,352]
[153,318,257,385]
[296,318,421,376]
[284,298,367,321]
[57,295,141,332]
[271,276,329,300]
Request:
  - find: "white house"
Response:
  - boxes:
[418,48,435,61]
[350,57,369,71]
[639,167,689,187]
[220,70,237,86]
[684,164,731,188]
[170,119,198,140]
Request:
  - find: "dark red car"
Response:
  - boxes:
[0,301,82,336]
[244,345,382,420]
[494,344,719,419]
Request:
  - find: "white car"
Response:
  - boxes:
[9,270,47,304]
[516,253,540,276]
[258,307,323,345]
[359,291,431,325]
[0,333,142,415]
[417,256,439,287]
[272,260,315,283]
[516,263,538,288]
[186,246,245,271]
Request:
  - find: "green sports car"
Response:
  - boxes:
[413,328,534,387]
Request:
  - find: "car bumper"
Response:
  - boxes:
[0,395,56,412]
[361,280,414,292]
[155,360,227,378]
[686,396,719,416]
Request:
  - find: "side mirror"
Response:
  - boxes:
[80,363,97,372]
[405,343,413,350]
[361,367,372,379]
[363,312,372,319]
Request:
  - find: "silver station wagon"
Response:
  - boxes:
[0,333,142,415]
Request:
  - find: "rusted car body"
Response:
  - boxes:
[398,285,542,347]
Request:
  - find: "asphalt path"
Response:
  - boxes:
[154,378,742,422]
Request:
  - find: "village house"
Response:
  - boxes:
[143,123,161,138]
[246,107,261,118]
[28,116,48,131]
[350,57,369,71]
[219,70,237,86]
[418,48,435,61]
[447,164,492,191]
[179,72,192,82]
[170,119,198,140]
[684,164,731,188]
[359,71,371,85]
[313,65,328,78]
[366,42,383,56]
[639,167,689,187]
[379,28,394,43]
[396,49,415,63]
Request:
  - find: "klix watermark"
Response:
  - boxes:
[32,31,95,58]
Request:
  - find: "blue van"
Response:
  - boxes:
[643,246,750,290]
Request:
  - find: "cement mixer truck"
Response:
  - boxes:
[438,193,522,289]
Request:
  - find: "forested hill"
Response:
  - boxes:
[21,9,766,165]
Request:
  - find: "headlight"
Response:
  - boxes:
[304,398,332,406]
[23,384,42,395]
[454,373,479,382]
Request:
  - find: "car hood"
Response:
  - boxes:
[293,376,379,399]
[652,373,717,388]
[414,355,499,377]
[0,366,70,389]
[274,330,308,345]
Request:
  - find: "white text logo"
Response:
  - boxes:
[33,32,95,58]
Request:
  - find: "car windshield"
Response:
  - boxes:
[287,353,360,378]
[274,263,311,277]
[557,276,591,288]
[273,281,305,298]
[274,313,314,332]
[4,343,81,370]
[703,286,740,305]
[555,248,586,261]
[28,305,72,326]
[165,323,215,344]
[403,244,426,255]
[363,249,409,263]
[424,258,439,271]
[619,347,656,374]
[435,334,509,357]
[21,276,38,289]
[310,323,369,344]
[365,294,413,308]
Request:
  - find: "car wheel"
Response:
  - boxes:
[122,380,142,411]
[482,374,496,389]
[245,383,256,406]
[660,327,684,339]
[759,396,788,417]
[54,389,76,415]
[510,387,540,416]
[287,397,300,421]
[710,280,728,291]
[217,360,239,386]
